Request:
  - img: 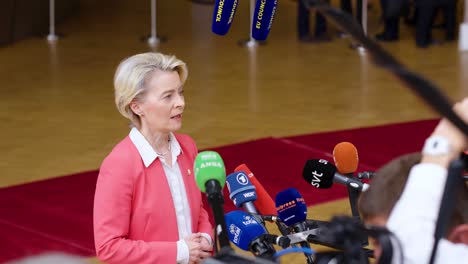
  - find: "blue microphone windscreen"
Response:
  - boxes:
[212,0,240,35]
[226,172,257,207]
[252,0,278,40]
[302,159,336,189]
[275,188,307,227]
[225,210,267,250]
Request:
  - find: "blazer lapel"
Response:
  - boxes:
[177,152,198,231]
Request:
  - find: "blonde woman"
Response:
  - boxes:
[93,52,213,264]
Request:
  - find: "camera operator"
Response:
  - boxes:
[385,97,468,263]
[358,152,468,262]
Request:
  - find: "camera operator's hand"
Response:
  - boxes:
[423,97,468,167]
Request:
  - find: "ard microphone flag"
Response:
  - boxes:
[275,188,307,227]
[226,171,257,207]
[252,0,278,40]
[234,164,277,215]
[212,0,240,35]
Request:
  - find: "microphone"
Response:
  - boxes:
[194,151,230,249]
[302,159,370,191]
[234,164,277,216]
[251,0,278,41]
[212,0,240,35]
[332,142,359,175]
[275,188,308,229]
[225,211,290,259]
[304,158,370,248]
[275,188,314,264]
[226,171,263,224]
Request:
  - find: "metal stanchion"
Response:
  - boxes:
[357,0,367,54]
[361,0,367,36]
[349,0,367,53]
[239,0,261,47]
[459,0,468,51]
[147,0,160,46]
[47,0,58,42]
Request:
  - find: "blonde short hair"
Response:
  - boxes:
[114,52,188,127]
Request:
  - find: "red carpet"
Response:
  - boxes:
[0,119,438,262]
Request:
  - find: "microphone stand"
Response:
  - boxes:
[346,179,369,247]
[205,180,231,251]
[428,158,465,264]
[293,222,314,264]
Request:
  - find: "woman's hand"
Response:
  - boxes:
[200,235,213,253]
[184,233,212,264]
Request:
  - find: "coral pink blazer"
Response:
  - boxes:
[93,133,213,263]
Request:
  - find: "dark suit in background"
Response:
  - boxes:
[298,0,330,41]
[376,0,410,41]
[415,0,457,47]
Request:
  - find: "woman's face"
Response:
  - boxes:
[137,70,185,133]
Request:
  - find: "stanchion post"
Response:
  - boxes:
[459,0,468,51]
[361,0,367,36]
[148,0,160,46]
[246,0,257,47]
[239,0,258,47]
[357,0,367,54]
[47,0,58,42]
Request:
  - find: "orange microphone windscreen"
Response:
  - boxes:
[333,142,359,174]
[234,164,277,216]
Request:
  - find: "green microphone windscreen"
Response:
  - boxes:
[194,151,226,193]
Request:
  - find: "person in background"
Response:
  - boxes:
[93,52,213,264]
[414,0,458,47]
[375,0,411,42]
[297,0,332,43]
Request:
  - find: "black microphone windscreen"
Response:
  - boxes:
[302,159,336,189]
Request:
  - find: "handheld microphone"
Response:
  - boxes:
[302,159,369,191]
[212,0,240,35]
[234,164,277,215]
[194,151,230,248]
[332,142,359,175]
[226,171,263,224]
[225,211,290,259]
[251,0,278,40]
